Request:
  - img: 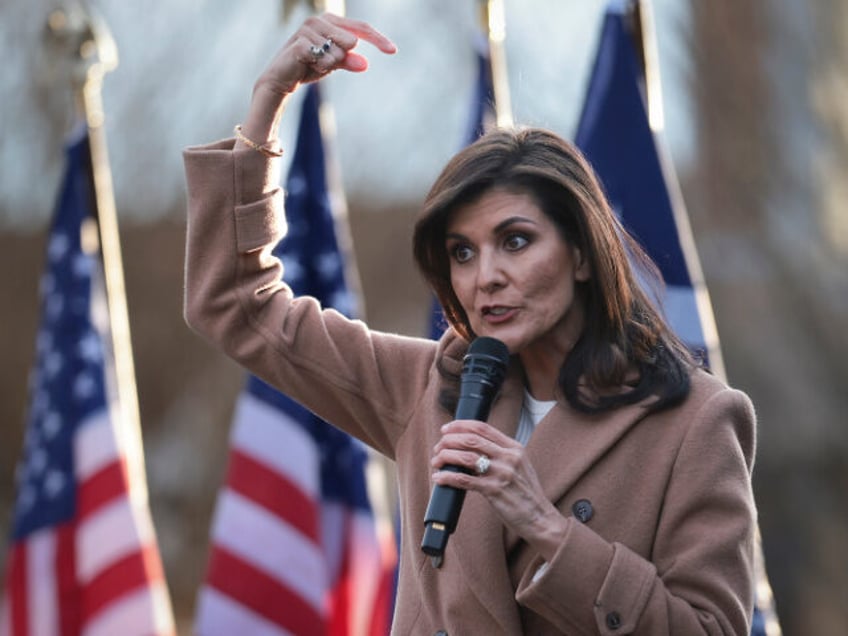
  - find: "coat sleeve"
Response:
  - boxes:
[182,139,436,458]
[515,388,757,635]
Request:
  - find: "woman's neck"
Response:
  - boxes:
[520,348,564,401]
[519,318,583,401]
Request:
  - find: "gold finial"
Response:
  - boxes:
[44,1,118,91]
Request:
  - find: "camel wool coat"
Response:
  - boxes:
[183,140,757,635]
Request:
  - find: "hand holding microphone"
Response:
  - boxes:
[421,336,510,558]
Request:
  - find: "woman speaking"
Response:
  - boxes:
[183,13,756,635]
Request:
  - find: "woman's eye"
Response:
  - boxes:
[504,233,529,251]
[451,244,474,263]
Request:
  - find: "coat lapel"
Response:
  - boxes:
[527,398,647,500]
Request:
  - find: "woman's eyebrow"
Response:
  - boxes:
[493,216,538,232]
[446,216,538,242]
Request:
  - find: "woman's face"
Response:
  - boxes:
[446,187,590,357]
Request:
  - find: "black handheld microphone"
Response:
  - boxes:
[421,336,510,558]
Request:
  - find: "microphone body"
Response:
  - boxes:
[421,337,509,557]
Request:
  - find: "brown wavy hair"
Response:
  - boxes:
[413,127,697,413]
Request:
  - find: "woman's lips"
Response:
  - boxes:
[482,305,517,324]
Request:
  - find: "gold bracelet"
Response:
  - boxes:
[233,124,283,158]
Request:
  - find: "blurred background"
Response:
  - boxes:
[1,1,846,634]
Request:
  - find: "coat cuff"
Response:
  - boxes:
[184,136,283,205]
[183,137,286,253]
[516,520,656,634]
[593,543,657,634]
[516,519,612,631]
[235,193,286,253]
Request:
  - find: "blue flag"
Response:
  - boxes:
[197,85,394,636]
[574,1,720,371]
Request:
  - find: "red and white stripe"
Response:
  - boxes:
[196,392,395,636]
[1,411,174,636]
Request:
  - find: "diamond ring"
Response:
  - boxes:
[475,454,491,476]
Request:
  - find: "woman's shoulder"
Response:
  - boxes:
[657,365,758,468]
[687,367,753,410]
[687,366,727,396]
[663,366,757,442]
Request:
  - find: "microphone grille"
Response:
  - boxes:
[467,337,509,365]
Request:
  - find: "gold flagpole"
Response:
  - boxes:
[626,0,727,382]
[46,2,147,502]
[627,0,664,132]
[478,0,514,128]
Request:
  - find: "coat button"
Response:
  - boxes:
[606,611,622,630]
[572,498,594,523]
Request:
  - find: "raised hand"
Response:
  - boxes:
[238,13,395,152]
[258,12,397,94]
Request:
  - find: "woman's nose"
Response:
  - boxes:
[477,250,506,292]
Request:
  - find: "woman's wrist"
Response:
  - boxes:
[525,506,569,563]
[233,125,283,158]
[236,81,295,151]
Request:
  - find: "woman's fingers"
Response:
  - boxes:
[431,420,520,477]
[432,448,492,475]
[435,420,514,454]
[290,14,395,79]
[323,13,398,54]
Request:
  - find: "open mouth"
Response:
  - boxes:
[482,306,516,322]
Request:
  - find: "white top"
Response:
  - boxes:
[515,389,557,446]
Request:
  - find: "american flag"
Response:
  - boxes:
[194,84,396,636]
[574,3,779,634]
[0,128,174,635]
